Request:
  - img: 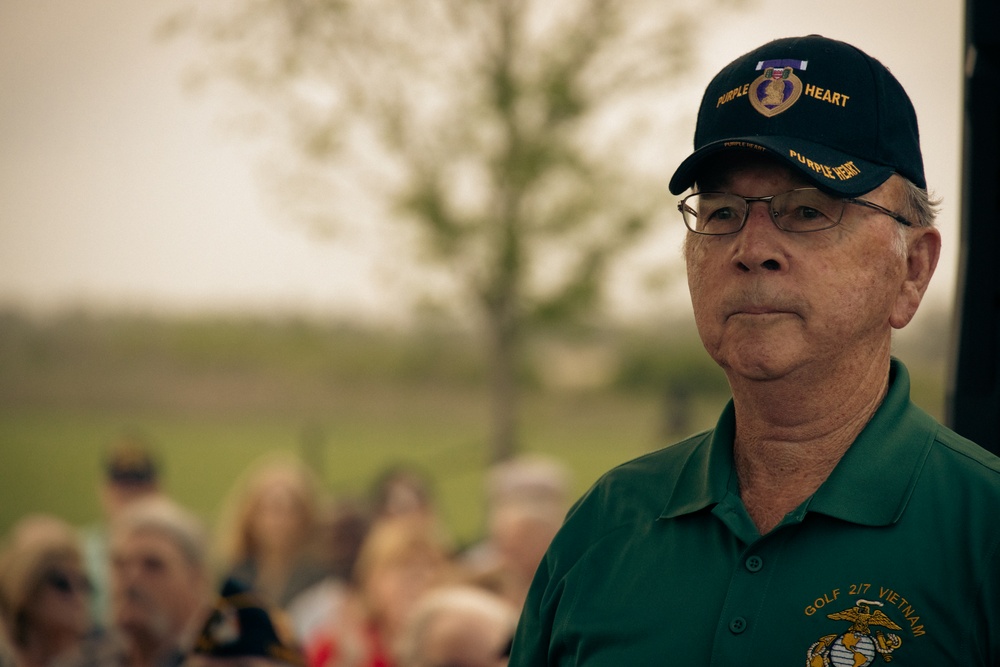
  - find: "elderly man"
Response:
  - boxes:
[74,498,212,667]
[509,35,1000,665]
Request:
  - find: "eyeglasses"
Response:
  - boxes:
[677,187,914,235]
[42,571,93,596]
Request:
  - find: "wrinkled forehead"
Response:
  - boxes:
[111,528,191,567]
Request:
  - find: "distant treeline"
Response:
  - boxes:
[0,306,949,416]
[0,308,732,408]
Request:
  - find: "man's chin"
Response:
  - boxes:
[716,347,803,384]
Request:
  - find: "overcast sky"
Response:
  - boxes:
[0,0,964,329]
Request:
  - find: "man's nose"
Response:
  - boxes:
[731,201,786,273]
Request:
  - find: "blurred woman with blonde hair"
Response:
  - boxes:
[0,515,94,667]
[306,516,454,667]
[215,454,327,609]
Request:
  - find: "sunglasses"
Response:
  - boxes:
[43,571,94,596]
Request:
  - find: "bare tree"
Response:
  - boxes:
[167,0,733,462]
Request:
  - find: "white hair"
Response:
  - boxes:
[113,497,208,570]
[395,586,517,667]
[896,175,940,229]
[887,174,940,260]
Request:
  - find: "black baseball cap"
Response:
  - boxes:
[104,434,159,486]
[669,35,925,197]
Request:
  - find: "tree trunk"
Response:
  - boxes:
[486,299,518,463]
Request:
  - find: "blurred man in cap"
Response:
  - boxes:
[100,435,161,515]
[83,433,164,627]
[511,35,1000,665]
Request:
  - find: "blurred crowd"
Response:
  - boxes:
[0,434,573,667]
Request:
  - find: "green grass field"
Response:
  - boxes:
[0,310,947,547]
[0,391,692,546]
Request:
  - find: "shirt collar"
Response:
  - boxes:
[808,359,937,525]
[659,358,937,526]
[659,401,736,519]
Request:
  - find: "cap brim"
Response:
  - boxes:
[668,137,895,197]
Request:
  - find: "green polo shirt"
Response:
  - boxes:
[511,359,1000,666]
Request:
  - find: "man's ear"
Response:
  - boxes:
[890,226,942,329]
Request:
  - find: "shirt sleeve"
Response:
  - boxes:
[509,548,557,667]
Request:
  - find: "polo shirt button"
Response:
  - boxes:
[745,555,763,572]
[729,617,747,634]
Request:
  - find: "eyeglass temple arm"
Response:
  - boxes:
[845,198,914,227]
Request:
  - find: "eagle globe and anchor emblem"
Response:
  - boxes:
[806,599,903,666]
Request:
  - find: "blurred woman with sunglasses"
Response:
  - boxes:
[0,515,95,667]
